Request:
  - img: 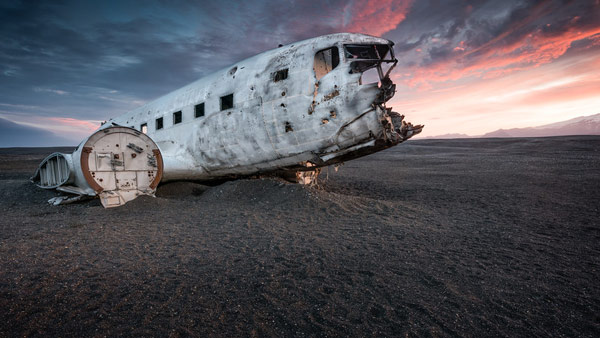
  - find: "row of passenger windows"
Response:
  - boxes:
[135,66,292,134]
[139,94,230,134]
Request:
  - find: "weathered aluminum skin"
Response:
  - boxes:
[33,33,423,207]
[105,33,421,182]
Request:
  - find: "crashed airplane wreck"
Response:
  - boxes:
[32,33,423,207]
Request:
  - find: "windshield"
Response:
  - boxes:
[344,44,396,75]
[344,44,393,61]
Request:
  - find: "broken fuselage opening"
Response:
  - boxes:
[345,43,397,103]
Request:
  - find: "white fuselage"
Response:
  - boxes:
[33,33,423,207]
[107,33,393,181]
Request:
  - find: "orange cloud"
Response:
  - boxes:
[345,0,413,36]
[390,46,600,137]
[47,117,101,132]
[404,24,600,88]
[516,79,600,106]
[1,115,102,143]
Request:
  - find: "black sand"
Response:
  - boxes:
[1,136,599,337]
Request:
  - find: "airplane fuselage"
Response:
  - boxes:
[108,33,412,181]
[33,33,423,207]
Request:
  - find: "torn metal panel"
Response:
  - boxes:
[32,152,75,189]
[34,33,423,207]
[296,163,321,185]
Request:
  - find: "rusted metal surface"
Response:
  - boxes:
[80,146,104,193]
[33,33,423,207]
[149,149,163,190]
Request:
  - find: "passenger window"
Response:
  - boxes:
[220,94,233,110]
[156,117,163,130]
[195,103,205,118]
[273,69,288,82]
[140,123,147,134]
[173,111,182,124]
[314,46,339,80]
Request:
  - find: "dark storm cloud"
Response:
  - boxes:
[0,1,193,119]
[0,0,356,123]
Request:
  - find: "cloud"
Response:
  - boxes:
[0,117,75,147]
[1,113,103,144]
[344,0,413,37]
[389,45,600,137]
[34,87,69,95]
[0,0,415,113]
[46,117,101,132]
[394,0,600,88]
[515,78,600,106]
[1,0,599,145]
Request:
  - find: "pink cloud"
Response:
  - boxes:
[344,0,413,36]
[516,79,600,106]
[47,117,101,132]
[404,26,600,88]
[389,45,600,137]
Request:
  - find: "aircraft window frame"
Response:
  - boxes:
[273,68,288,82]
[344,44,393,61]
[314,46,339,81]
[140,123,148,134]
[344,43,398,78]
[156,116,163,130]
[220,93,234,111]
[173,110,182,124]
[195,102,205,118]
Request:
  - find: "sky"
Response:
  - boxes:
[0,0,599,146]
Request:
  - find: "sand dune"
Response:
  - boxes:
[1,136,599,336]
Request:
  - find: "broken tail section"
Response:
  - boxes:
[32,126,163,208]
[383,107,424,143]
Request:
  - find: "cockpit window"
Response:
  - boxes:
[344,44,392,61]
[314,46,339,81]
[344,44,396,74]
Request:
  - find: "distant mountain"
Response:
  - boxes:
[425,133,472,139]
[482,113,600,138]
[0,117,74,147]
